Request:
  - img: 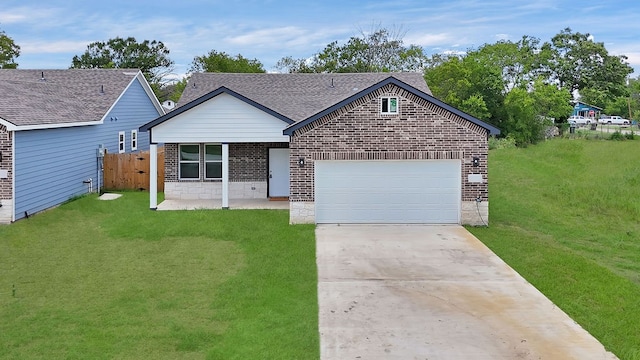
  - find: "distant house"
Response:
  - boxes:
[140,73,499,225]
[162,100,176,111]
[572,101,603,119]
[0,69,164,223]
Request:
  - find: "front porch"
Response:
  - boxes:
[157,198,290,211]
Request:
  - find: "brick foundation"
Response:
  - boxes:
[165,181,267,200]
[289,201,315,224]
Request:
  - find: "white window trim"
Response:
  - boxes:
[204,144,223,180]
[118,131,125,153]
[179,143,201,180]
[380,96,399,115]
[131,130,138,151]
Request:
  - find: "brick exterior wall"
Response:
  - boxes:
[0,125,12,200]
[289,83,490,224]
[164,142,288,182]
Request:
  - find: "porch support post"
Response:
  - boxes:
[149,143,158,210]
[222,143,229,209]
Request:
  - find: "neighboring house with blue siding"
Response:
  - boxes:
[0,69,164,223]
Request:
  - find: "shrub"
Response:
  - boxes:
[610,131,625,141]
[625,130,635,140]
[489,135,517,150]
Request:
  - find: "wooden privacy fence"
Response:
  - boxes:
[103,148,165,191]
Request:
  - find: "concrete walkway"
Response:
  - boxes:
[316,224,617,360]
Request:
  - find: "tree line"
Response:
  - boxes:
[0,27,635,146]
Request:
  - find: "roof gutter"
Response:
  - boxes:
[0,117,102,132]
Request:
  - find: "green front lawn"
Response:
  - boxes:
[4,138,640,359]
[0,193,318,359]
[468,138,640,359]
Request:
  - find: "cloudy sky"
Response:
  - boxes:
[2,0,639,79]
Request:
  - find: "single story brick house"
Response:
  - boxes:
[0,69,164,223]
[139,72,499,225]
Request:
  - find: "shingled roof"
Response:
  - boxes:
[0,69,144,128]
[177,72,432,122]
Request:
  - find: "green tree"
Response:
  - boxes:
[502,88,542,146]
[424,54,504,123]
[276,27,427,73]
[189,50,265,73]
[168,77,188,103]
[544,28,633,102]
[501,80,570,145]
[0,29,20,69]
[530,79,573,121]
[471,36,550,93]
[71,37,174,92]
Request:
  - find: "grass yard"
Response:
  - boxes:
[0,193,318,359]
[468,138,640,359]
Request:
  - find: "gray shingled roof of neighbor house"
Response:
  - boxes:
[177,72,432,122]
[0,69,141,127]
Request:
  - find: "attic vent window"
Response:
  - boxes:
[381,96,398,115]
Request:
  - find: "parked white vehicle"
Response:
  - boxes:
[568,115,591,125]
[598,115,630,125]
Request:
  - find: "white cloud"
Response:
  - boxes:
[20,40,89,54]
[226,26,306,46]
[404,33,453,47]
[0,13,27,24]
[0,6,61,25]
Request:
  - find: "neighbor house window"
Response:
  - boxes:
[381,96,398,114]
[131,130,138,151]
[118,131,125,153]
[205,144,222,179]
[179,144,200,179]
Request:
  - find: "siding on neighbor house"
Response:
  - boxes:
[150,93,290,143]
[289,83,489,203]
[13,78,159,220]
[164,142,289,182]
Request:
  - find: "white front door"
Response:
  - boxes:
[268,148,290,197]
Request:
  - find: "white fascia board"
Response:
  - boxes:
[134,71,165,116]
[0,117,100,131]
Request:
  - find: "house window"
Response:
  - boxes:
[205,144,222,179]
[118,131,125,153]
[131,130,138,151]
[381,96,399,114]
[179,144,200,179]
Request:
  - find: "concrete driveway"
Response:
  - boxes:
[316,224,617,360]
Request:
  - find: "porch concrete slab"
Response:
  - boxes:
[156,199,289,211]
[316,224,617,360]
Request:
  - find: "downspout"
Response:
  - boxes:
[96,144,105,194]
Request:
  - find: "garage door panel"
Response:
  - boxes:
[315,160,461,224]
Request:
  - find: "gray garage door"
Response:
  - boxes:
[314,160,461,224]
